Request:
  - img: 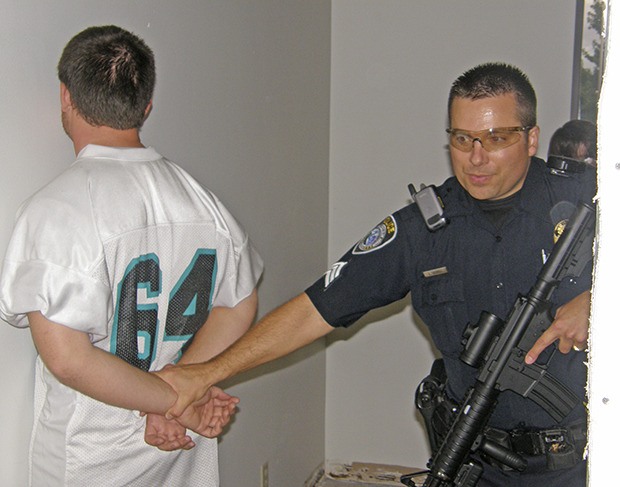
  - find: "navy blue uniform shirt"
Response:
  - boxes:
[306,157,595,430]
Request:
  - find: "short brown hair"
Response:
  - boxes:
[58,25,155,130]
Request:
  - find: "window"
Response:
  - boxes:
[572,0,609,122]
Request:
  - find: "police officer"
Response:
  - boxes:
[156,63,594,487]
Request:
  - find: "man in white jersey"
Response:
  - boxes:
[0,25,263,486]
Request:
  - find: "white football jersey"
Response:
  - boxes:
[0,145,263,486]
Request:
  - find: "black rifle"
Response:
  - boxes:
[401,201,595,487]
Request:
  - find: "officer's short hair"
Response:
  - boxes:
[448,62,537,127]
[58,25,155,130]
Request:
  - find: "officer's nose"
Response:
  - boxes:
[469,139,488,167]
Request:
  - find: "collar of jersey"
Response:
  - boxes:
[75,144,161,163]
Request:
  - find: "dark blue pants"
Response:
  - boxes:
[479,457,586,487]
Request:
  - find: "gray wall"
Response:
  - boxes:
[0,2,330,486]
[326,0,578,468]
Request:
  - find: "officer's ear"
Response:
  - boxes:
[527,126,540,157]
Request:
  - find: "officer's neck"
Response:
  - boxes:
[475,190,522,229]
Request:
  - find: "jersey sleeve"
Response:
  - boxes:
[208,194,263,309]
[305,212,413,328]
[0,183,112,339]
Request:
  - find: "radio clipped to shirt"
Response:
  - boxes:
[409,183,447,231]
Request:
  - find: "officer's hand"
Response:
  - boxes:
[156,363,215,420]
[525,290,590,364]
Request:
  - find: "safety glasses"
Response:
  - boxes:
[446,126,532,153]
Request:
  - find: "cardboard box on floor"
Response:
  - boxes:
[305,461,427,487]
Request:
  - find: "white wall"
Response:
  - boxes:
[0,2,330,486]
[588,0,618,483]
[327,0,578,468]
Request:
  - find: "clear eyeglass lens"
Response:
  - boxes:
[449,128,526,152]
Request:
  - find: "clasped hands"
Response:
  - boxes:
[143,366,237,452]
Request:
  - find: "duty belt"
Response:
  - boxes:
[484,421,587,471]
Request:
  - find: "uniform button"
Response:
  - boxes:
[495,235,502,242]
[430,294,437,301]
[495,282,504,289]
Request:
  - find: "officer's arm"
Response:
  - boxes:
[158,292,334,419]
[177,289,258,365]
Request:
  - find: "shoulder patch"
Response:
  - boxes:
[353,215,397,254]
